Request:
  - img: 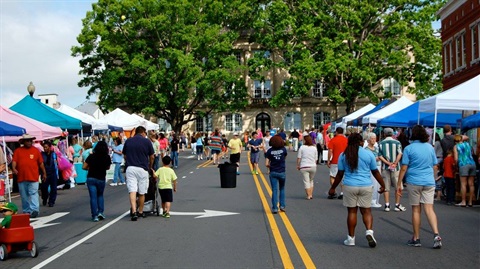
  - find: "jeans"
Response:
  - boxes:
[170,151,179,167]
[444,177,456,203]
[18,181,40,214]
[113,163,125,184]
[41,174,58,206]
[269,171,286,211]
[153,155,160,171]
[87,177,106,218]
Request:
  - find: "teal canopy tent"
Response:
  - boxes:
[10,95,85,130]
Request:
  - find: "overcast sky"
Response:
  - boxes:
[0,0,96,109]
[0,1,442,110]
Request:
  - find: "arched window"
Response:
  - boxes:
[284,112,301,131]
[225,113,242,132]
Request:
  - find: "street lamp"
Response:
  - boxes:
[27,81,36,97]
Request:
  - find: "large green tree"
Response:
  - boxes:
[248,0,445,115]
[72,0,256,132]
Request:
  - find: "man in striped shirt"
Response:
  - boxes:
[378,128,406,212]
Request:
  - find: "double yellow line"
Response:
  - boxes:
[248,154,315,269]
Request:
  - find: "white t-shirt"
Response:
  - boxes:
[297,145,318,167]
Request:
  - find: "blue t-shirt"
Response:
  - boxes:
[123,135,155,171]
[112,144,124,163]
[266,147,287,173]
[248,138,263,153]
[401,140,437,186]
[338,146,377,187]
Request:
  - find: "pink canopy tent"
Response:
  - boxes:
[0,106,62,142]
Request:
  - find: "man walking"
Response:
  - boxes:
[327,127,348,199]
[228,132,243,175]
[378,128,405,212]
[123,126,154,221]
[12,134,46,218]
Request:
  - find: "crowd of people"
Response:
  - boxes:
[1,123,479,250]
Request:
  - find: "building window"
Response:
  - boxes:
[284,112,301,132]
[383,78,401,96]
[195,114,212,132]
[235,51,242,65]
[455,31,466,70]
[252,50,271,59]
[312,80,324,98]
[225,113,242,132]
[253,80,271,99]
[158,118,172,132]
[471,22,480,63]
[313,112,331,128]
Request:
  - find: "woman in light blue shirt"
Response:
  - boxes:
[329,133,385,248]
[110,137,125,186]
[397,125,442,249]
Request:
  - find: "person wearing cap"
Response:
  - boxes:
[378,128,405,212]
[0,202,18,228]
[228,132,243,175]
[12,134,46,218]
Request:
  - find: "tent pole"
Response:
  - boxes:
[2,137,11,202]
[433,109,438,145]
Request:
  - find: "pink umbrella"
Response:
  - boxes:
[0,106,62,142]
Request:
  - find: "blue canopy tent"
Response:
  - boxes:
[10,96,88,132]
[0,121,25,202]
[349,99,393,126]
[0,121,26,136]
[377,102,462,128]
[461,113,480,133]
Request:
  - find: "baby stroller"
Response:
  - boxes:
[130,172,160,217]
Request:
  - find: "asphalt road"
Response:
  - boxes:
[2,149,479,268]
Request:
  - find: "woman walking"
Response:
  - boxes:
[453,134,476,207]
[329,133,385,247]
[397,125,442,249]
[83,141,112,222]
[265,135,288,214]
[110,137,126,186]
[296,136,318,200]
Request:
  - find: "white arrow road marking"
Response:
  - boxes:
[169,209,239,219]
[30,212,70,229]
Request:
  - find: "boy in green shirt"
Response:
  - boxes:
[1,202,18,228]
[154,156,177,218]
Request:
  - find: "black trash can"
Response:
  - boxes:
[218,162,237,188]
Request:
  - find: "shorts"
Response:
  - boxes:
[459,164,476,177]
[382,169,399,192]
[300,167,316,188]
[329,164,338,178]
[126,166,149,195]
[250,152,260,164]
[211,149,221,155]
[159,188,173,203]
[343,185,373,208]
[408,184,434,205]
[230,153,240,164]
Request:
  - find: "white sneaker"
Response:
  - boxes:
[344,235,355,246]
[371,202,382,208]
[366,230,377,248]
[395,204,407,212]
[109,183,118,186]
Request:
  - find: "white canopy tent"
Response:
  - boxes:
[341,104,376,125]
[419,74,480,113]
[101,108,150,130]
[57,104,110,130]
[418,74,480,142]
[362,96,414,124]
[131,114,159,130]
